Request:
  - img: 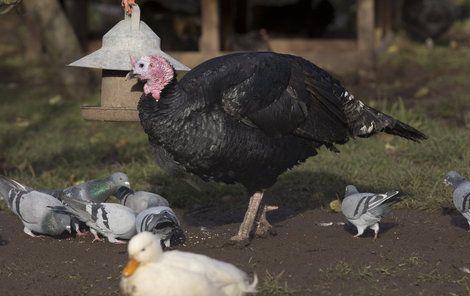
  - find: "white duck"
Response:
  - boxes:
[120,232,257,296]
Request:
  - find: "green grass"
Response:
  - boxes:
[0,41,469,213]
[315,254,470,296]
[377,37,470,124]
[256,271,296,296]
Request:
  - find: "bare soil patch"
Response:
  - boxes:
[1,207,470,295]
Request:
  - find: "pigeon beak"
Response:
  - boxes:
[122,258,140,277]
[124,181,131,187]
[443,179,451,186]
[125,70,136,81]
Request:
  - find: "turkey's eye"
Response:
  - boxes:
[139,63,144,68]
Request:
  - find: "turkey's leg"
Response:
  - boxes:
[255,205,278,237]
[231,191,264,242]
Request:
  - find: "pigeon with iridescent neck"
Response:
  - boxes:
[42,172,130,203]
[445,171,470,230]
[0,175,71,238]
[341,185,402,239]
[50,197,136,244]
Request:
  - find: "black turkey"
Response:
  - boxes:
[127,52,427,242]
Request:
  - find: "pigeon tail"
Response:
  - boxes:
[61,196,90,211]
[369,191,402,217]
[380,191,402,206]
[55,197,94,223]
[0,175,28,201]
[344,100,427,142]
[0,175,29,199]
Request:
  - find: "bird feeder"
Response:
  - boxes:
[69,5,190,121]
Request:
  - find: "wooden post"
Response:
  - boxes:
[357,0,376,80]
[199,0,220,54]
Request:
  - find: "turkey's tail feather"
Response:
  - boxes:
[344,99,427,142]
[382,120,427,142]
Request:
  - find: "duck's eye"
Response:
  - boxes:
[139,63,144,68]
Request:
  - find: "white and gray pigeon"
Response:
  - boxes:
[41,172,130,203]
[135,206,185,248]
[115,186,170,214]
[445,171,470,229]
[50,197,136,244]
[341,185,402,239]
[0,175,71,237]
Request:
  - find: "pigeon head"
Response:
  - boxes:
[123,232,163,277]
[445,171,466,187]
[48,211,72,235]
[109,172,130,189]
[127,55,175,102]
[142,207,185,248]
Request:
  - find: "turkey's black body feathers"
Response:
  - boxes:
[138,52,426,192]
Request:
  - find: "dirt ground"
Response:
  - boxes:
[1,205,470,296]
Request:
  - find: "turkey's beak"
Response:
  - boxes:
[125,70,136,81]
[122,258,140,277]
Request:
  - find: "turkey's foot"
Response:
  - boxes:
[255,205,278,237]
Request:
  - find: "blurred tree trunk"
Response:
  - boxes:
[22,0,90,98]
[62,0,88,50]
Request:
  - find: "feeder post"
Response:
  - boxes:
[199,0,220,54]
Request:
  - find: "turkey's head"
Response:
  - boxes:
[127,55,175,101]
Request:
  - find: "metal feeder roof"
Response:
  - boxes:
[69,5,190,71]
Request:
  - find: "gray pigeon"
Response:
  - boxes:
[135,206,186,247]
[42,172,130,203]
[115,186,169,213]
[0,176,71,237]
[445,171,470,229]
[341,185,401,239]
[50,197,136,244]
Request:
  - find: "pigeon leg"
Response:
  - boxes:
[107,237,128,244]
[371,223,380,239]
[353,226,365,238]
[90,229,104,243]
[255,205,278,237]
[76,228,88,237]
[231,191,264,242]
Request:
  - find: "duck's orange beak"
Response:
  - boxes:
[122,258,140,277]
